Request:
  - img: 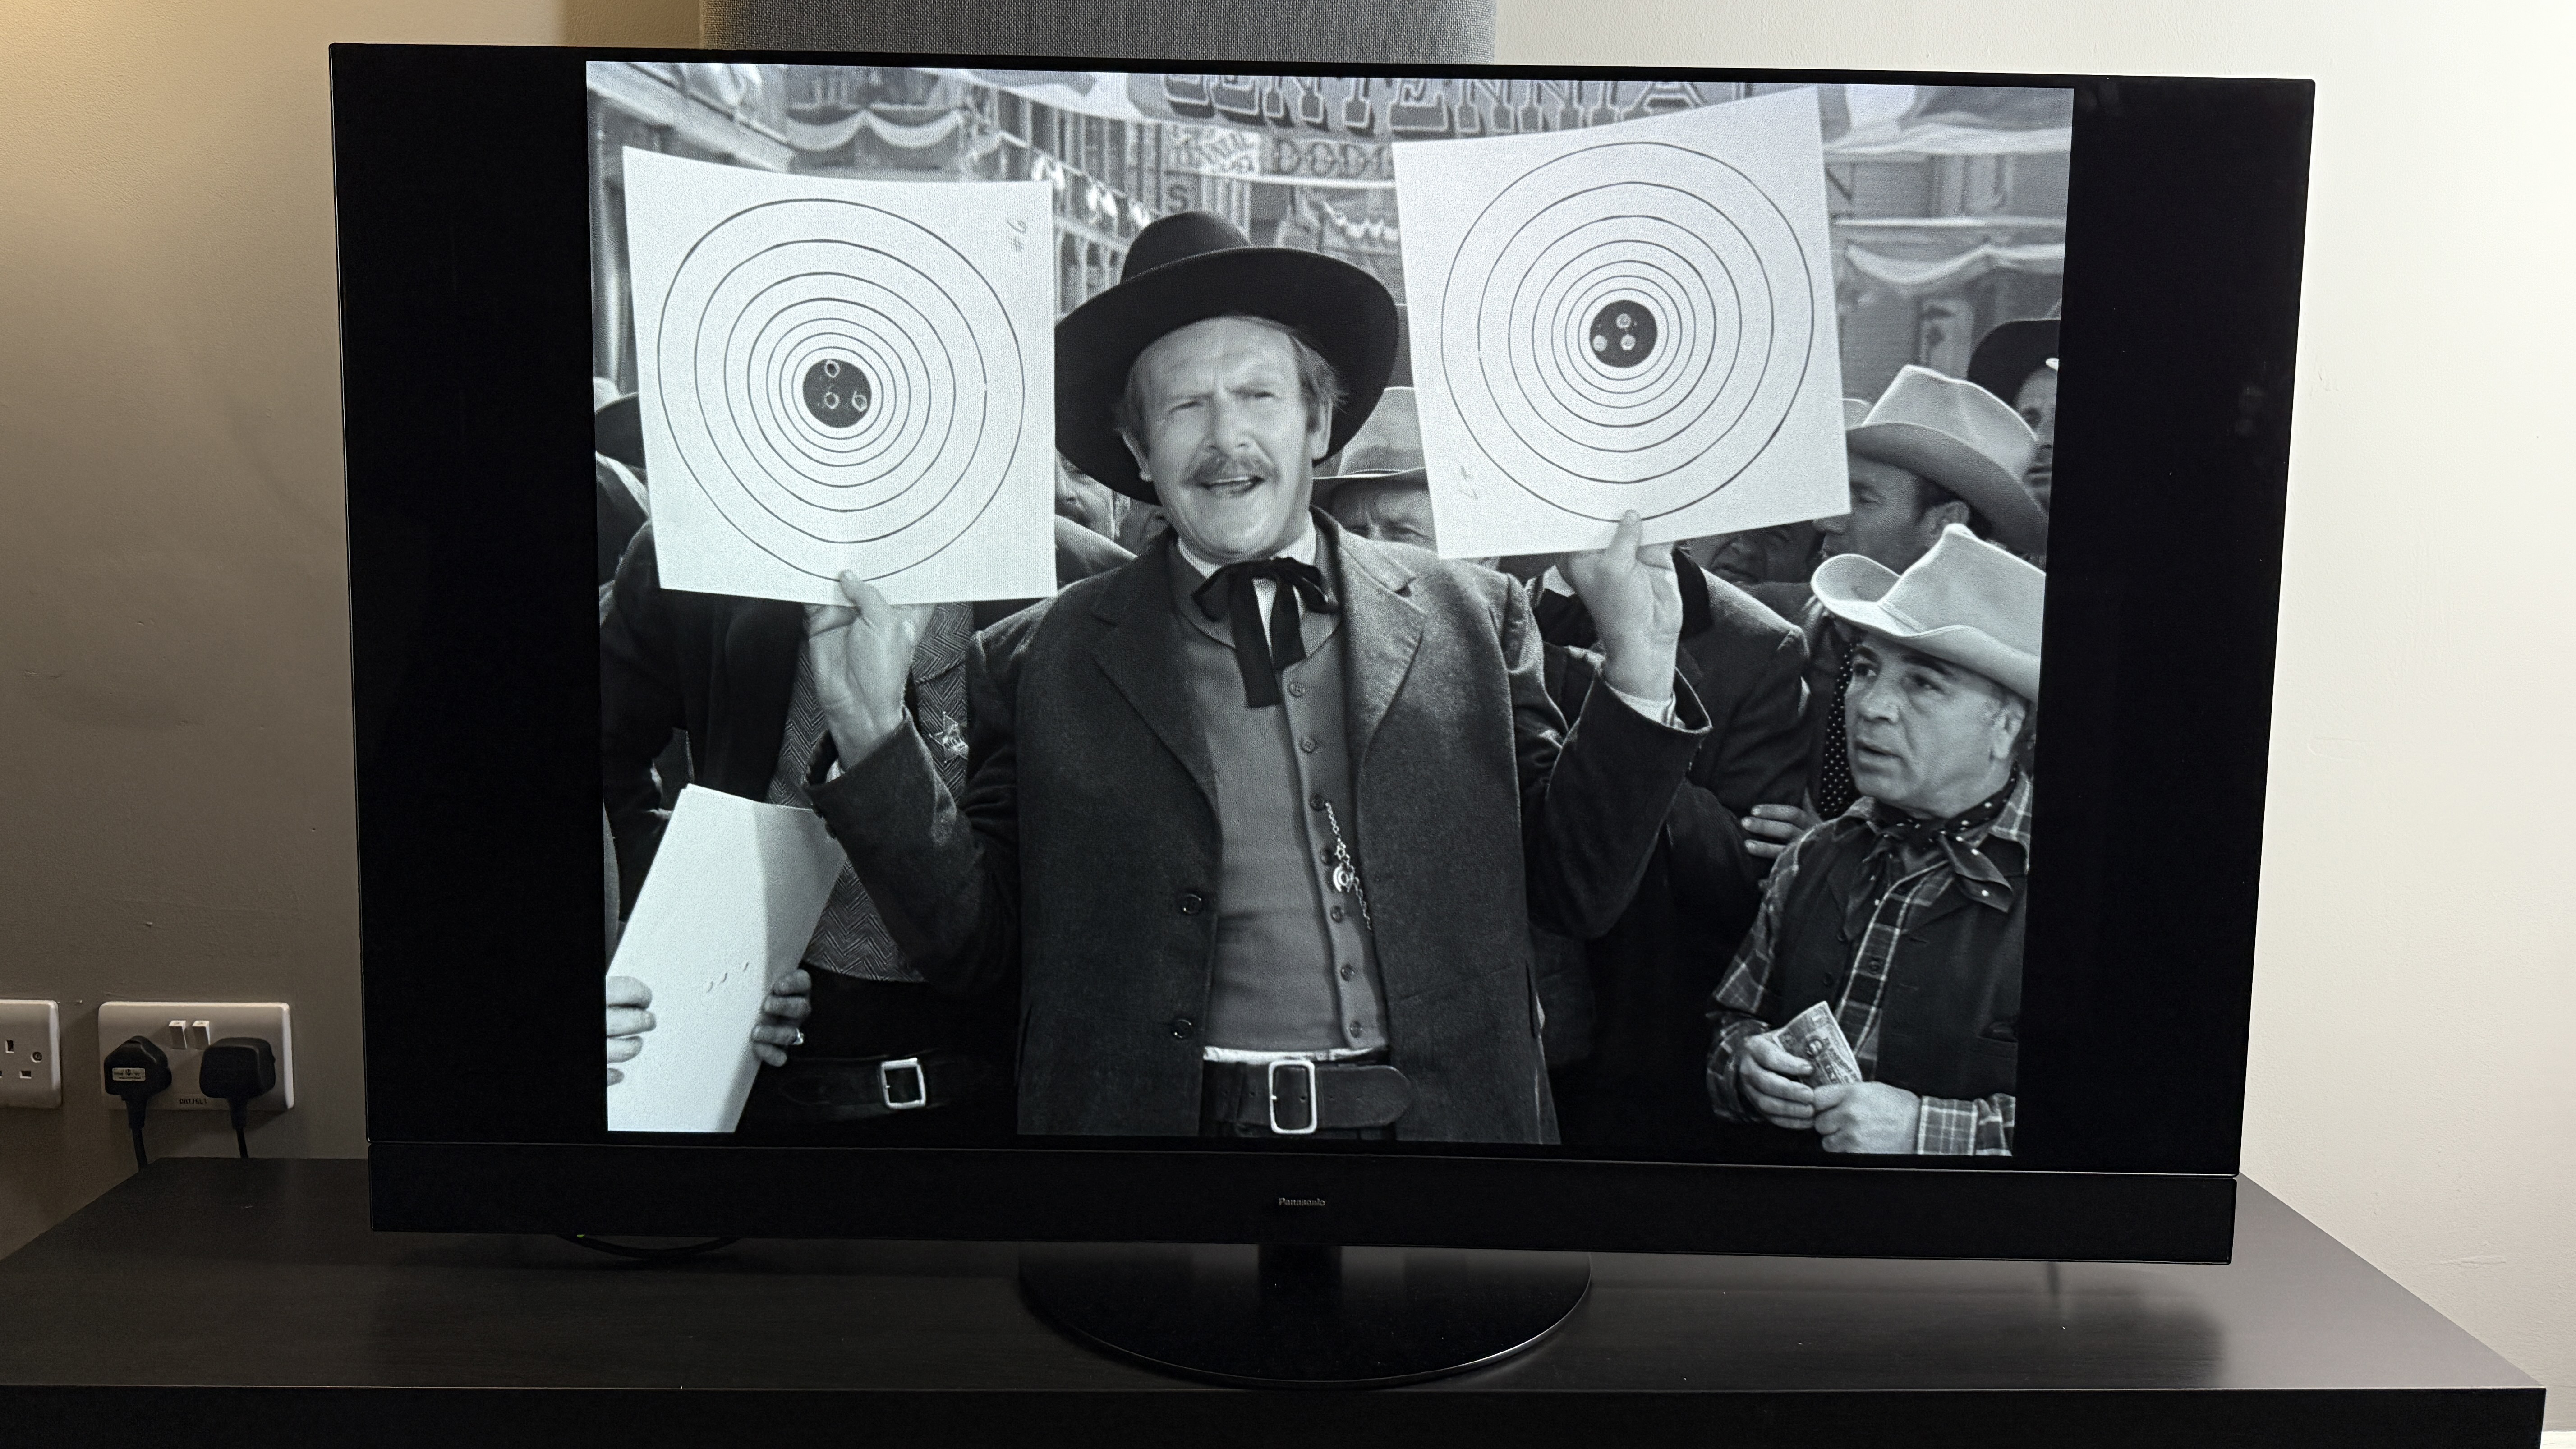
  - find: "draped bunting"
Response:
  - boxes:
[1841,240,2064,294]
[1311,198,1398,246]
[1827,121,2071,159]
[775,107,965,154]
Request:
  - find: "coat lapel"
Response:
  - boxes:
[1327,518,1425,771]
[1087,538,1218,809]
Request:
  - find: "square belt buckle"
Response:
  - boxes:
[879,1057,927,1111]
[1266,1057,1319,1135]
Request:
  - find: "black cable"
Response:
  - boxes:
[230,1099,250,1159]
[557,1234,739,1261]
[127,1098,150,1172]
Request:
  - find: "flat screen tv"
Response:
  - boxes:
[334,44,2310,1383]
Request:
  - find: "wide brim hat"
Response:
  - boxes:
[1966,313,2060,406]
[1811,524,2044,703]
[1847,364,2048,557]
[594,391,645,473]
[1057,210,1400,503]
[1311,466,1430,513]
[1312,386,1423,503]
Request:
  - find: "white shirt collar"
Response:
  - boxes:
[1541,564,1576,598]
[1173,515,1318,580]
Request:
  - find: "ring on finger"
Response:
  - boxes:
[791,1028,805,1048]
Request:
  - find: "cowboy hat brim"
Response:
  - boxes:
[1056,247,1400,503]
[1846,419,2050,557]
[1811,551,2041,703]
[1310,465,1428,506]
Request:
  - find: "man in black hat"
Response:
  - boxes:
[1966,313,2060,514]
[801,211,1707,1142]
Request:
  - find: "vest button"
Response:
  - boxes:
[1310,791,1326,810]
[1329,905,1346,923]
[1288,681,1307,699]
[1169,1017,1196,1039]
[1177,890,1205,915]
[1338,962,1356,980]
[1298,735,1319,754]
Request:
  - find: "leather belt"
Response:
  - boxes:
[1202,1059,1414,1134]
[768,1049,1004,1122]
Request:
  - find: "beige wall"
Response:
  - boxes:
[2,0,2565,1426]
[1500,0,2576,1422]
[0,0,695,1253]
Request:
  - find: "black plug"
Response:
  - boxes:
[199,1036,277,1159]
[104,1035,172,1172]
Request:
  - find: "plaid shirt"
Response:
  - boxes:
[1707,774,2032,1155]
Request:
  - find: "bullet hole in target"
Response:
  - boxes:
[802,358,872,426]
[1588,301,1659,370]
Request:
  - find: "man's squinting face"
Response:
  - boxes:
[1123,317,1330,565]
[2013,365,2057,511]
[1844,635,2024,819]
[1326,479,1439,551]
[1816,455,1947,574]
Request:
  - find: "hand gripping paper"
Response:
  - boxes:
[1394,90,1851,560]
[623,150,1057,605]
[605,786,843,1133]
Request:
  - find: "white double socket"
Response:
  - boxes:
[95,1001,294,1113]
[0,1001,62,1108]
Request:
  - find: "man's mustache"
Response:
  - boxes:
[1183,455,1275,488]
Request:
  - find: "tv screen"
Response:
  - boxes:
[337,46,2309,1265]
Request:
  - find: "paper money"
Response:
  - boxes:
[1777,1001,1863,1086]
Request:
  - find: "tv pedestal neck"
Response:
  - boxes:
[1018,1241,1592,1386]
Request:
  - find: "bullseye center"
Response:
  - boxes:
[1587,302,1658,370]
[802,358,871,426]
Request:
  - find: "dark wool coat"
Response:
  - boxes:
[599,519,1133,905]
[1535,559,1811,1148]
[811,513,1707,1142]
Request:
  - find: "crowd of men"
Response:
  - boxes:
[598,208,2054,1157]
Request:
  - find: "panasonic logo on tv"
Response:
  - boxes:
[1276,1197,1327,1209]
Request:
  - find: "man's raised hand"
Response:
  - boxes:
[805,573,932,761]
[1558,511,1684,710]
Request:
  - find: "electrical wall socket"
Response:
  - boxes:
[95,1001,294,1113]
[0,1001,63,1108]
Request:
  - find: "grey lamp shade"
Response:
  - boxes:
[701,0,1497,64]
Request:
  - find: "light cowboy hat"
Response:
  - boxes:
[1847,364,2049,557]
[1055,210,1401,504]
[1312,386,1424,505]
[1812,524,2044,703]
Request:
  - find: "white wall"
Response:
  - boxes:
[1,0,2563,1426]
[1499,0,2576,1421]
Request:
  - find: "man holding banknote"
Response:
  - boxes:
[1705,525,2041,1156]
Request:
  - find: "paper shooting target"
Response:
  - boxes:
[623,151,1057,607]
[1395,92,1848,560]
[1440,140,1813,514]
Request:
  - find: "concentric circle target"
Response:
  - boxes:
[649,197,1029,586]
[1435,140,1818,523]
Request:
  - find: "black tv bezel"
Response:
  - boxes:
[335,44,2309,1262]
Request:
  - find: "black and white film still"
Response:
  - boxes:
[593,65,2065,1161]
